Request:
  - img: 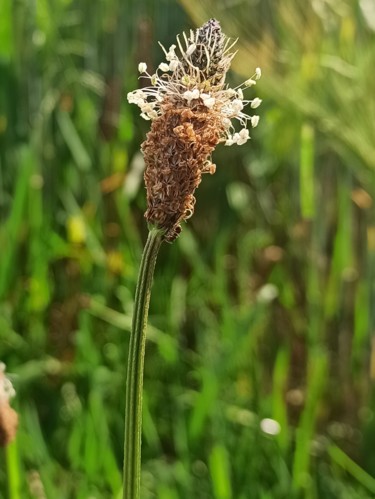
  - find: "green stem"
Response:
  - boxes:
[6,439,21,499]
[123,228,164,499]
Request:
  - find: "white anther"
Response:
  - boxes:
[191,89,200,99]
[232,99,244,113]
[203,97,215,109]
[159,63,170,72]
[166,44,177,61]
[138,62,147,73]
[251,98,262,109]
[183,89,200,103]
[251,115,260,127]
[245,78,256,87]
[186,43,196,56]
[237,128,250,145]
[169,60,179,71]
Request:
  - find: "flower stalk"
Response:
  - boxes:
[123,228,164,499]
[124,18,261,498]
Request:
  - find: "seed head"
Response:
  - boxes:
[127,19,261,241]
[0,363,18,446]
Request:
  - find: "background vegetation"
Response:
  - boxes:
[1,0,375,497]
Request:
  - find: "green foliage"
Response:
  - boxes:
[1,0,375,497]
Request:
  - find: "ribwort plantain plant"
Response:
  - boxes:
[124,19,261,498]
[0,363,18,447]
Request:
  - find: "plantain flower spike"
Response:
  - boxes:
[0,363,18,446]
[127,19,261,241]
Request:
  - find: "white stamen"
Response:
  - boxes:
[127,92,146,107]
[129,23,262,153]
[232,99,244,113]
[203,97,215,109]
[140,103,154,113]
[200,92,215,108]
[186,43,197,56]
[232,133,240,143]
[183,90,193,102]
[251,98,262,109]
[127,92,136,103]
[169,60,179,71]
[159,63,170,72]
[182,31,189,48]
[166,44,177,61]
[138,62,147,73]
[251,115,260,127]
[183,88,200,103]
[0,364,16,402]
[176,34,185,59]
[245,78,256,87]
[237,128,250,145]
[191,89,200,99]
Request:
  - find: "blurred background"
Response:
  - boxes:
[1,0,375,497]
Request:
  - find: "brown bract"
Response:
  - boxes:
[142,99,225,242]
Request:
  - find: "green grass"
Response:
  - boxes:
[1,0,375,497]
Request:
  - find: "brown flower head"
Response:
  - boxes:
[0,363,18,446]
[128,19,261,241]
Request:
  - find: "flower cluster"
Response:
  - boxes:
[0,362,18,446]
[0,363,15,403]
[127,25,261,147]
[127,19,261,241]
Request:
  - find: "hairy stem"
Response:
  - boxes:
[123,228,164,499]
